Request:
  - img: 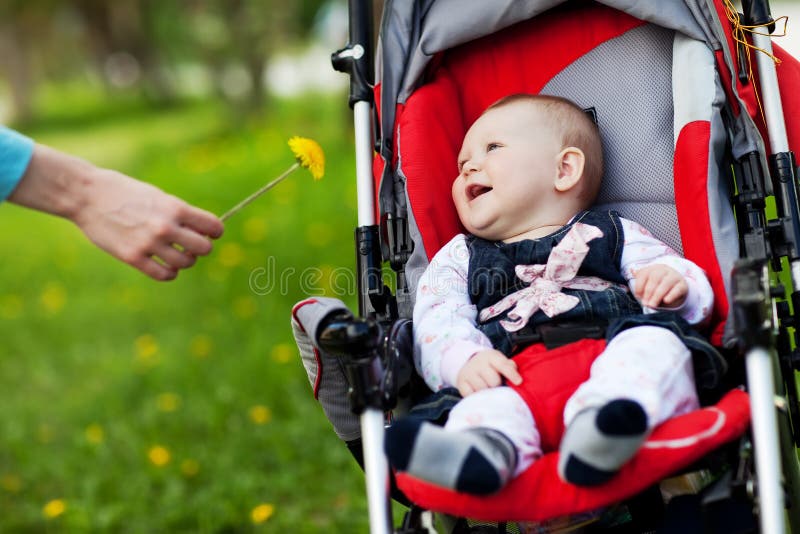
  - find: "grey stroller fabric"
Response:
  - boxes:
[291,297,361,441]
[376,0,767,220]
[395,20,739,344]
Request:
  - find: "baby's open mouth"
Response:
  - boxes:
[467,184,493,201]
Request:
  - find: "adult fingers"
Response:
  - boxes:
[179,204,224,239]
[168,226,215,257]
[132,256,178,281]
[153,244,197,270]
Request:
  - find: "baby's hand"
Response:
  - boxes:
[456,349,522,397]
[633,264,688,309]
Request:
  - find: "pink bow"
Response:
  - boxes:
[478,223,617,332]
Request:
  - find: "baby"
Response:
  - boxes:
[384,94,723,495]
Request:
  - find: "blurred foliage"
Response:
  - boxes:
[0,0,331,122]
[0,89,372,531]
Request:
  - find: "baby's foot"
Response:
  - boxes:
[558,399,649,486]
[385,419,517,495]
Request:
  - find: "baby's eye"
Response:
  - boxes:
[487,143,501,152]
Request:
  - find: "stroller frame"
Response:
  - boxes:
[324,1,800,532]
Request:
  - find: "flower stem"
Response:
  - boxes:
[220,162,300,222]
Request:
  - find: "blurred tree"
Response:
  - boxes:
[0,1,58,122]
[0,0,330,121]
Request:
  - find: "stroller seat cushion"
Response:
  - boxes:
[395,386,749,523]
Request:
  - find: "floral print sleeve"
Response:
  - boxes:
[619,217,714,325]
[413,234,493,391]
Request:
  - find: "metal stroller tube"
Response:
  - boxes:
[317,315,392,534]
[733,260,790,534]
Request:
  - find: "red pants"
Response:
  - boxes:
[507,338,607,452]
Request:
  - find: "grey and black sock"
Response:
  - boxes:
[385,419,517,495]
[558,399,649,486]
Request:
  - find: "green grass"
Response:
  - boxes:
[0,91,376,532]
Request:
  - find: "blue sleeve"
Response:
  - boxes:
[0,126,35,201]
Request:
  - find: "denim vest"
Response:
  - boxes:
[467,210,642,355]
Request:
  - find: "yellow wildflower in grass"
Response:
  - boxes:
[43,499,66,519]
[219,137,324,221]
[40,282,67,315]
[270,343,293,364]
[218,242,245,268]
[148,445,171,467]
[288,137,325,180]
[243,216,269,242]
[37,423,54,444]
[249,405,272,425]
[180,459,200,478]
[305,222,333,248]
[189,334,213,358]
[233,296,257,319]
[251,503,275,524]
[1,474,22,493]
[85,423,105,444]
[134,334,160,366]
[157,392,182,413]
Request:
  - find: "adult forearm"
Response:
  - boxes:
[7,143,94,221]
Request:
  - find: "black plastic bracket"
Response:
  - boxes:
[733,152,771,263]
[331,0,374,107]
[731,259,773,351]
[742,0,776,33]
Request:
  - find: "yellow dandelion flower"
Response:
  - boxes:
[135,334,159,362]
[305,222,333,248]
[270,343,293,364]
[243,217,268,243]
[37,423,53,444]
[251,503,275,524]
[1,474,22,493]
[85,423,105,444]
[40,282,67,315]
[220,137,324,222]
[288,136,325,180]
[218,242,245,268]
[148,445,171,467]
[181,459,200,477]
[157,392,181,413]
[190,335,213,358]
[43,499,66,519]
[233,296,257,319]
[249,405,272,425]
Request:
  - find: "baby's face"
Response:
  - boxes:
[452,103,564,241]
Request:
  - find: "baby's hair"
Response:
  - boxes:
[486,94,604,207]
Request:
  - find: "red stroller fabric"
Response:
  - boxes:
[395,340,751,522]
[381,1,781,524]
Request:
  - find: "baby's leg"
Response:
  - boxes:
[559,326,699,485]
[385,386,542,495]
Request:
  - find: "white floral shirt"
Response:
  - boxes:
[413,217,714,391]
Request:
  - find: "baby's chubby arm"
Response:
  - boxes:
[620,218,714,324]
[413,234,501,392]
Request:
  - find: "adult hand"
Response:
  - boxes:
[73,168,224,280]
[455,349,522,397]
[9,144,224,280]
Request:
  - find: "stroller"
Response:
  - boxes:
[292,0,800,532]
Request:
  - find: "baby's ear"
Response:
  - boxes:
[554,147,585,192]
